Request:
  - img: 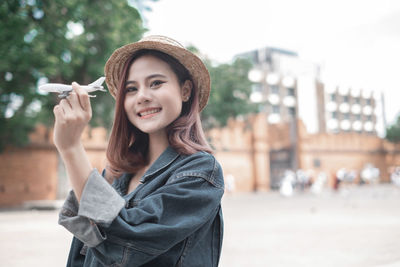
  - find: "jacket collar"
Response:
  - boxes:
[140,146,180,183]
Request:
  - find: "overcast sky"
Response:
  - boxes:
[145,0,400,124]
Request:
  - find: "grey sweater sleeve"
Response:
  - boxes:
[58,169,126,247]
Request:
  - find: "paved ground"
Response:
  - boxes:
[1,184,400,267]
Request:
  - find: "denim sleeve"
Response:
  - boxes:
[91,154,225,265]
[58,169,126,247]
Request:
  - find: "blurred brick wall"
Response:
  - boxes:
[2,118,400,206]
[300,132,388,187]
[0,125,107,207]
[208,114,270,192]
[383,142,400,179]
[208,117,255,192]
[0,145,58,206]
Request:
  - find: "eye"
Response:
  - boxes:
[150,80,165,88]
[125,86,138,93]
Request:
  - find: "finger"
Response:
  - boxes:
[53,105,65,124]
[67,92,81,110]
[72,82,91,112]
[59,98,73,114]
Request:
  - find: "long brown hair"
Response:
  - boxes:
[106,49,212,178]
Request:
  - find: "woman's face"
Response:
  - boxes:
[124,55,191,136]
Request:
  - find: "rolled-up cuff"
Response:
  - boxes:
[59,204,107,247]
[58,190,106,247]
[58,169,125,247]
[78,168,126,227]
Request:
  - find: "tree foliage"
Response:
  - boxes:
[385,115,400,143]
[0,0,147,150]
[202,58,259,129]
[0,0,256,150]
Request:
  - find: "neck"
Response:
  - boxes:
[147,130,169,166]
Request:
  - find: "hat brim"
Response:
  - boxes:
[104,39,210,111]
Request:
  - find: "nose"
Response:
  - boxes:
[136,88,152,104]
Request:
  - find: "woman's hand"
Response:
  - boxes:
[53,82,92,153]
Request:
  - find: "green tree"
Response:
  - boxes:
[0,0,150,150]
[202,58,259,129]
[386,115,400,143]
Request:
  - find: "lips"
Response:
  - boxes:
[137,108,162,117]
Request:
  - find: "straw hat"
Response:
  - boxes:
[104,35,211,111]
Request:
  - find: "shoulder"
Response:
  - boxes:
[172,151,224,189]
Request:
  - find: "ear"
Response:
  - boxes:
[181,80,193,102]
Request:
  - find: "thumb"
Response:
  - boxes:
[72,81,91,112]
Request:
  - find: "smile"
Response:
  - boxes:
[138,108,162,117]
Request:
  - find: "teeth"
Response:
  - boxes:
[140,108,161,117]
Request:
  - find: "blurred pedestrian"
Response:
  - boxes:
[54,36,224,266]
[280,170,296,197]
[390,167,400,187]
[334,169,345,191]
[311,172,327,195]
[226,173,236,193]
[361,164,380,184]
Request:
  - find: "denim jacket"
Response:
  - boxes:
[58,146,224,267]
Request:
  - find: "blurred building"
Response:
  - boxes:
[317,82,383,135]
[236,46,301,124]
[207,113,400,192]
[235,46,385,136]
[234,45,386,188]
[236,46,318,183]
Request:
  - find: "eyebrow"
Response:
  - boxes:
[125,74,167,86]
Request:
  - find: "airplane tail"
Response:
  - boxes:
[88,76,106,87]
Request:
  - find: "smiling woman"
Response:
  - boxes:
[107,49,207,176]
[55,35,224,267]
[124,53,189,131]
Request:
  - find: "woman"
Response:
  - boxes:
[55,36,224,267]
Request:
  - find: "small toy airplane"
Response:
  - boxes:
[38,76,106,98]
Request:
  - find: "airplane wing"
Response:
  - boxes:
[88,76,106,87]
